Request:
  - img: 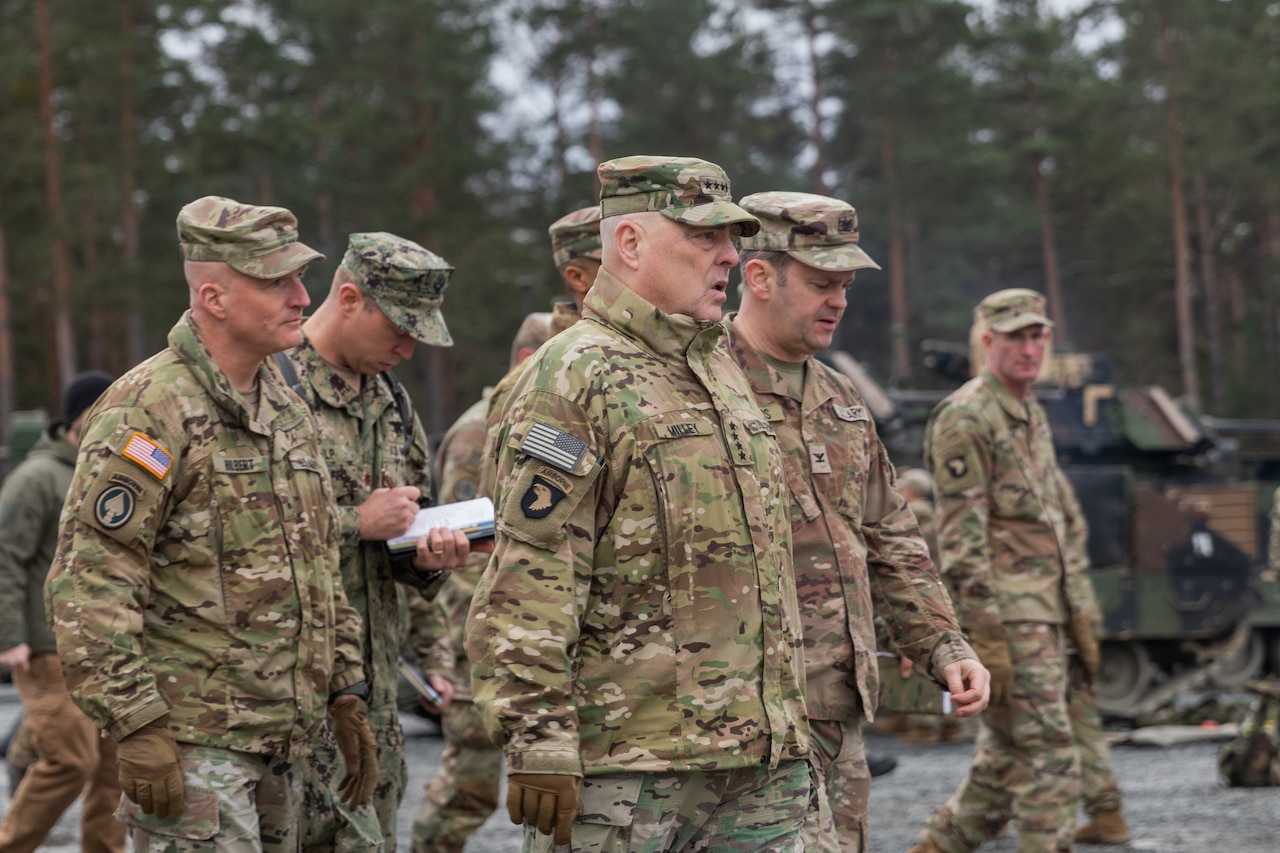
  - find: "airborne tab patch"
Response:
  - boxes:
[520,422,588,473]
[121,432,173,480]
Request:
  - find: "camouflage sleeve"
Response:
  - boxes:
[861,434,973,682]
[467,388,605,777]
[45,407,177,739]
[328,536,368,695]
[1057,468,1100,621]
[0,461,56,650]
[478,371,520,501]
[926,407,1002,634]
[404,585,449,675]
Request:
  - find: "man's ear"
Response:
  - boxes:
[561,263,594,298]
[337,281,365,316]
[196,279,228,319]
[613,219,643,271]
[741,257,777,301]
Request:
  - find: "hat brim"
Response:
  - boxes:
[229,242,324,280]
[989,313,1054,334]
[790,245,882,273]
[380,300,454,347]
[662,203,761,238]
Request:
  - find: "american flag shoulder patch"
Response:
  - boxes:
[121,432,173,481]
[520,422,588,473]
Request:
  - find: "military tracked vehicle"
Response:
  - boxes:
[829,348,1279,718]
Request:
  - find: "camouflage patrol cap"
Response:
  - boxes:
[509,311,553,370]
[739,191,881,273]
[341,232,455,346]
[978,288,1054,334]
[549,206,603,268]
[597,155,760,237]
[177,196,324,279]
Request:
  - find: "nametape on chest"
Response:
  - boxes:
[520,422,589,473]
[213,455,269,474]
[760,405,786,423]
[118,431,173,481]
[834,405,869,423]
[288,454,324,474]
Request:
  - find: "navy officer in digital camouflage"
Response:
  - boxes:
[466,155,811,852]
[45,196,377,852]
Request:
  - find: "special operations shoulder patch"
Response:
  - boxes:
[520,422,588,473]
[94,485,135,529]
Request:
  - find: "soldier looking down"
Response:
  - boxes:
[907,288,1100,853]
[727,191,987,852]
[466,155,811,851]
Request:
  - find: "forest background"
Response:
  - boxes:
[2,0,1278,460]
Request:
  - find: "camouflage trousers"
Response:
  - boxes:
[410,699,503,853]
[804,718,868,853]
[301,695,404,853]
[1068,657,1122,816]
[521,759,810,853]
[116,744,299,853]
[925,622,1080,853]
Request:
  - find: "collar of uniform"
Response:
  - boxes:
[169,310,300,434]
[980,368,1034,425]
[582,267,720,361]
[292,332,361,414]
[724,313,837,413]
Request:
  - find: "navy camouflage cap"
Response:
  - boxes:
[341,232,455,346]
[597,155,760,237]
[177,196,324,279]
[739,191,880,273]
[978,288,1054,334]
[549,206,603,268]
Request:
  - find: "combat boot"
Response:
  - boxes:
[904,835,946,853]
[1074,810,1131,845]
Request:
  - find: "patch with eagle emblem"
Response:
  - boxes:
[521,475,566,518]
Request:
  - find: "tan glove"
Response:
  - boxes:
[117,718,186,819]
[507,772,581,844]
[1068,612,1101,686]
[330,695,378,807]
[967,624,1015,706]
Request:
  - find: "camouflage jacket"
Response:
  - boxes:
[0,425,76,655]
[413,392,491,699]
[479,299,582,499]
[725,319,971,722]
[467,268,807,778]
[46,311,364,754]
[924,369,1093,632]
[281,331,441,712]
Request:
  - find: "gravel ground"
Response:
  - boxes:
[3,683,1275,853]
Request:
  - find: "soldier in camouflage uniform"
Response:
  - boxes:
[727,191,989,853]
[466,156,811,852]
[0,372,122,853]
[409,308,563,852]
[45,197,377,852]
[281,232,477,852]
[477,205,601,501]
[907,289,1100,853]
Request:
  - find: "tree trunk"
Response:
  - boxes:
[1158,10,1200,410]
[804,2,826,194]
[120,1,145,370]
[0,216,14,478]
[36,0,77,396]
[879,110,910,382]
[1192,170,1224,411]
